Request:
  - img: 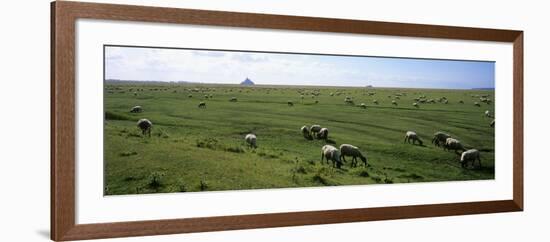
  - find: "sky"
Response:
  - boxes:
[105,46,495,89]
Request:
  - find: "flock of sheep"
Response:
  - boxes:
[125,86,492,175]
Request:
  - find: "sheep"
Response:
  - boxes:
[392,100,397,106]
[321,145,342,168]
[137,119,152,137]
[490,119,495,127]
[317,128,329,140]
[485,110,491,117]
[287,101,294,106]
[443,137,466,154]
[461,149,481,168]
[130,105,143,113]
[474,102,481,107]
[229,97,238,102]
[432,131,451,147]
[373,100,379,105]
[339,144,367,167]
[301,125,311,139]
[310,125,322,137]
[360,103,367,109]
[188,94,193,98]
[245,133,257,148]
[459,100,464,104]
[404,131,423,145]
[413,102,419,108]
[198,102,206,108]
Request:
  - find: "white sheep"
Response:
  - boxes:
[474,102,481,107]
[392,100,397,106]
[461,149,481,168]
[443,138,465,154]
[137,119,152,137]
[485,110,491,117]
[404,131,423,145]
[245,134,257,148]
[413,102,419,108]
[432,131,451,147]
[321,145,342,168]
[198,102,206,108]
[339,144,367,167]
[310,124,322,137]
[360,103,367,109]
[301,126,311,139]
[130,105,143,113]
[317,128,329,140]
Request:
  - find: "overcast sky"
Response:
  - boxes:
[105,46,495,89]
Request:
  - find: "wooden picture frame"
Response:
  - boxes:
[51,1,523,241]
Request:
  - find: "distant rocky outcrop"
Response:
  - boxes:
[240,77,255,85]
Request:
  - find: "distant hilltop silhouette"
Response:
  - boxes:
[240,77,255,85]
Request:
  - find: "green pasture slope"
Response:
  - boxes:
[104,83,495,195]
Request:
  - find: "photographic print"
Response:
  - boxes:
[104,45,495,195]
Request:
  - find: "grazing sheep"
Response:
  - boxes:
[137,119,152,137]
[413,102,419,108]
[432,131,451,147]
[188,94,193,98]
[133,92,138,96]
[490,119,495,127]
[321,145,342,168]
[392,100,397,106]
[245,134,257,148]
[287,101,294,106]
[461,149,481,168]
[310,125,322,137]
[373,100,379,105]
[404,131,423,145]
[339,144,367,167]
[317,128,329,140]
[198,102,206,108]
[443,138,466,154]
[474,102,481,107]
[485,110,491,117]
[360,103,367,109]
[301,126,311,139]
[130,105,143,113]
[229,97,238,102]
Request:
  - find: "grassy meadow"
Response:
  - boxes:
[104,83,495,195]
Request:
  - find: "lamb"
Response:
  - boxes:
[339,144,367,167]
[317,128,329,140]
[137,119,152,137]
[490,119,495,127]
[198,102,206,108]
[460,149,481,168]
[321,145,342,168]
[245,134,257,148]
[130,105,143,113]
[432,131,451,147]
[443,138,466,154]
[301,125,311,139]
[287,101,294,106]
[404,131,423,145]
[310,125,322,137]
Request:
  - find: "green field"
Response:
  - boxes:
[104,83,495,195]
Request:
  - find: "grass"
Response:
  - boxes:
[104,83,495,195]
